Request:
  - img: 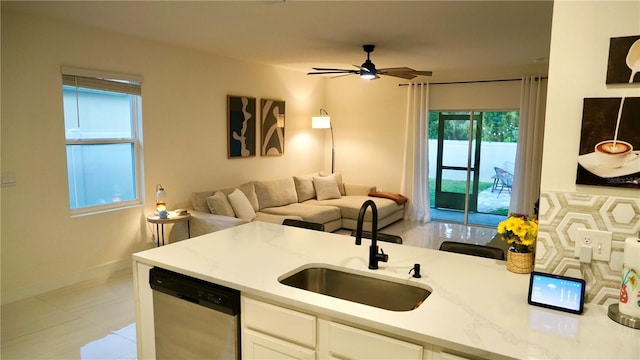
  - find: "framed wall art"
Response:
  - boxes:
[227,95,256,158]
[260,98,285,156]
[606,35,640,84]
[576,97,640,188]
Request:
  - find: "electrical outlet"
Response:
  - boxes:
[574,228,612,261]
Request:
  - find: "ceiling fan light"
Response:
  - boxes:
[360,60,376,80]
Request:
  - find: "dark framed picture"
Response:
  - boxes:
[606,35,640,84]
[260,98,285,156]
[227,95,256,158]
[576,97,640,188]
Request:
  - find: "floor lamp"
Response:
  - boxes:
[312,109,334,173]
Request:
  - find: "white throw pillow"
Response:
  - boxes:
[319,171,346,195]
[228,188,257,220]
[206,191,236,217]
[313,174,342,201]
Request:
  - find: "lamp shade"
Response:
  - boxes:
[312,115,331,129]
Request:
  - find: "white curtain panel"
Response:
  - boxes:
[510,76,547,216]
[401,83,431,222]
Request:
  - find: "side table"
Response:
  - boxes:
[146,212,191,247]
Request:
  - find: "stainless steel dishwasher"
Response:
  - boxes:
[149,267,241,359]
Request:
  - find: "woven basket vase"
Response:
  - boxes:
[506,249,534,274]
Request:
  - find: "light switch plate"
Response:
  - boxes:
[574,228,612,261]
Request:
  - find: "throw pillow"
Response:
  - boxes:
[227,188,257,221]
[313,174,342,201]
[206,191,236,217]
[294,174,316,202]
[319,171,346,195]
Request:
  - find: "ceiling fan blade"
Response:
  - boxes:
[379,72,418,80]
[411,70,433,76]
[331,73,357,79]
[378,67,433,78]
[377,67,416,72]
[312,67,353,71]
[307,71,357,75]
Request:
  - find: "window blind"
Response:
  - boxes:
[62,74,141,95]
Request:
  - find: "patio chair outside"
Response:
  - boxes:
[493,167,513,197]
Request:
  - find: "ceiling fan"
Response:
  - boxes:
[307,44,432,80]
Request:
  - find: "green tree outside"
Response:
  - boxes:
[428,111,519,142]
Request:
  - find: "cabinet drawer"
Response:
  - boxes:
[243,329,316,360]
[243,297,316,348]
[327,321,422,360]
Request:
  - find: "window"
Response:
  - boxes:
[61,68,143,214]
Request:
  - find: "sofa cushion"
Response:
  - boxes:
[293,173,317,202]
[255,213,303,224]
[228,188,256,221]
[255,177,298,210]
[259,203,341,224]
[306,195,403,221]
[319,171,346,195]
[313,174,342,201]
[220,182,259,211]
[206,191,235,217]
[191,191,215,212]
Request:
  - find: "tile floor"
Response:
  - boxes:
[0,220,498,359]
[1,268,137,360]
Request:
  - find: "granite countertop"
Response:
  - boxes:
[133,221,639,359]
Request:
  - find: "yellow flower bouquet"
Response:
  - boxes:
[497,213,538,253]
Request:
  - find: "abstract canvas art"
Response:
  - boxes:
[576,97,640,188]
[260,98,285,156]
[606,35,640,84]
[227,95,256,158]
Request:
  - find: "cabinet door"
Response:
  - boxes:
[243,329,315,360]
[243,296,316,348]
[436,351,473,360]
[323,321,423,360]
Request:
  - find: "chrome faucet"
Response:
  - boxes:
[355,200,388,269]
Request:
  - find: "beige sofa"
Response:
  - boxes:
[175,173,405,239]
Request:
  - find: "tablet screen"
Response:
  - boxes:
[528,271,585,315]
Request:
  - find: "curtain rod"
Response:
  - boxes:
[398,76,548,86]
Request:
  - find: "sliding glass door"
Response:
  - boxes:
[434,112,482,223]
[429,110,518,227]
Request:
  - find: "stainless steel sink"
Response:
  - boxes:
[279,266,431,311]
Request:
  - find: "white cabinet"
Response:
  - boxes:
[318,319,423,360]
[241,296,424,360]
[433,350,474,360]
[242,297,316,360]
[243,329,315,360]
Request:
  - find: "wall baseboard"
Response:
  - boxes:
[1,259,132,305]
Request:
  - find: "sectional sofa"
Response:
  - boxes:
[171,173,406,240]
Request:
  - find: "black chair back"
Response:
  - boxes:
[282,219,325,232]
[439,241,505,260]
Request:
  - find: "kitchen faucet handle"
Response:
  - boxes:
[377,248,388,263]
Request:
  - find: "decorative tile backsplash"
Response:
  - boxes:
[536,190,640,305]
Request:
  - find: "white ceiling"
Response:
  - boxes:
[3,0,554,81]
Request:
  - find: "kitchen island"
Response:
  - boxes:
[133,221,639,359]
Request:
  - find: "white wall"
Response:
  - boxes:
[541,0,640,197]
[0,11,325,303]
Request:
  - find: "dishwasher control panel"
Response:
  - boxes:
[150,267,240,315]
